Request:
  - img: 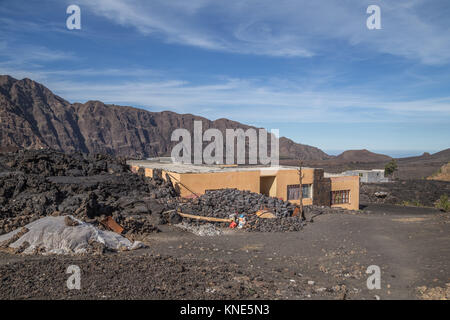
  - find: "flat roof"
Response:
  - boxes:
[127,160,315,174]
[343,169,384,173]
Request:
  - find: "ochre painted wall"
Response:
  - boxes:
[130,165,359,210]
[330,176,360,210]
[260,176,277,197]
[177,170,261,197]
[273,168,315,206]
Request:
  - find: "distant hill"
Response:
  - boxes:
[398,149,450,163]
[288,148,450,180]
[334,149,392,163]
[0,75,329,161]
[430,148,450,160]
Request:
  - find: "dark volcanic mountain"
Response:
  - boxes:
[0,75,329,160]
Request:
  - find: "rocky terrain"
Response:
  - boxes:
[178,189,355,232]
[179,189,305,232]
[360,180,450,208]
[0,149,346,238]
[0,149,448,300]
[0,75,328,161]
[1,206,448,300]
[0,149,180,237]
[428,162,450,182]
[287,148,450,180]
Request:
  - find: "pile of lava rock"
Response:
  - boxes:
[0,149,180,236]
[0,149,359,237]
[0,149,129,176]
[177,189,306,232]
[179,189,297,218]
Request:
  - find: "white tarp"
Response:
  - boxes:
[0,216,144,254]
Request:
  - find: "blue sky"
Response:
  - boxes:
[0,0,449,157]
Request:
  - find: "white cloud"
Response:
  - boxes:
[76,0,450,64]
[13,70,444,124]
[0,42,77,68]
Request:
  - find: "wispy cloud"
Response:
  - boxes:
[76,0,450,64]
[0,1,448,133]
[8,69,444,124]
[0,42,77,69]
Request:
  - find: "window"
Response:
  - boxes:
[331,190,350,205]
[287,184,312,200]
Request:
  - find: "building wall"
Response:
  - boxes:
[343,170,387,183]
[313,169,331,206]
[366,171,388,183]
[260,176,277,197]
[132,164,260,197]
[273,168,315,206]
[329,176,360,210]
[177,170,261,197]
[131,164,359,210]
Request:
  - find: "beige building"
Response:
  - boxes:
[129,159,360,210]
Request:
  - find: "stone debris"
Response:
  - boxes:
[177,189,356,232]
[0,149,361,254]
[360,180,450,207]
[0,149,129,176]
[178,189,306,232]
[179,189,297,218]
[175,222,223,236]
[416,284,450,300]
[0,149,178,236]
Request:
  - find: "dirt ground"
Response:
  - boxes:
[0,204,448,300]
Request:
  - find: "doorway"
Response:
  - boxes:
[260,176,276,197]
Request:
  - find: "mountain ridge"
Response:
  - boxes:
[334,149,392,163]
[0,75,330,161]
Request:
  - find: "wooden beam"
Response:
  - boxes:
[178,212,233,223]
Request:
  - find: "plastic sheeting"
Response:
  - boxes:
[0,216,144,254]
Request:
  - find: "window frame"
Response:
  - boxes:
[286,184,312,200]
[331,190,351,205]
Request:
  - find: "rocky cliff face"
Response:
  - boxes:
[0,75,330,160]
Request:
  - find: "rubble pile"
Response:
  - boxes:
[244,216,305,232]
[0,150,179,236]
[0,149,361,244]
[180,189,297,218]
[175,222,223,236]
[0,149,129,176]
[178,189,306,232]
